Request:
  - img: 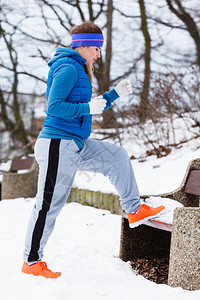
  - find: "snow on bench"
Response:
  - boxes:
[123,197,183,232]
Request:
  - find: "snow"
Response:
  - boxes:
[0,93,199,300]
[1,119,198,299]
[0,136,200,299]
[0,198,200,300]
[142,197,183,224]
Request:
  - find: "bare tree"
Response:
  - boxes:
[0,21,29,148]
[0,3,47,154]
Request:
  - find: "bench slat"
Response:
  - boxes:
[144,219,172,232]
[10,157,34,172]
[184,170,200,195]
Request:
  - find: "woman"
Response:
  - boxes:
[22,21,165,278]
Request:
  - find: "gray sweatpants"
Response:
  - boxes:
[23,138,140,263]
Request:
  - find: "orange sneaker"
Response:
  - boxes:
[21,262,61,278]
[127,204,165,228]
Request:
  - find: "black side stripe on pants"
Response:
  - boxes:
[28,139,61,262]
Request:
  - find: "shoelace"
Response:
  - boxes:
[38,262,61,275]
[141,204,151,210]
[38,262,50,270]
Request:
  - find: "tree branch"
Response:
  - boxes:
[166,0,200,66]
[0,64,47,83]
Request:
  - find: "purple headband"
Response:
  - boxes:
[72,33,104,47]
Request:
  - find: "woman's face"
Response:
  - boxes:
[79,46,101,65]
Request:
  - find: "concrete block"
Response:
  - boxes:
[168,207,200,290]
[1,159,38,200]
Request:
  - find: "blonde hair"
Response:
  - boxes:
[71,21,102,86]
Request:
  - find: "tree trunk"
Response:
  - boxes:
[138,0,151,122]
[101,0,117,129]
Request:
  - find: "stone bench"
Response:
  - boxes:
[119,158,200,290]
[1,157,38,199]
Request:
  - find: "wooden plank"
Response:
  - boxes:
[10,157,34,172]
[144,219,172,232]
[184,170,200,195]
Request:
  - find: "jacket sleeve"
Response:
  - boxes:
[47,64,90,119]
[102,88,119,110]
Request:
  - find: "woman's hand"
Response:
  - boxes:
[89,96,107,114]
[115,79,133,97]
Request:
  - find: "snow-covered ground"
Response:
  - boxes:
[0,199,200,300]
[0,136,200,299]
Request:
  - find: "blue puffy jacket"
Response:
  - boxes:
[39,47,119,148]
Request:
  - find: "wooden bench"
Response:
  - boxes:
[10,157,34,172]
[122,169,200,232]
[119,158,200,261]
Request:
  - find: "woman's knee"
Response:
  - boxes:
[114,146,129,161]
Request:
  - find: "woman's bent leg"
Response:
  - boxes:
[79,139,141,213]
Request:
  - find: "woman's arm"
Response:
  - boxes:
[47,64,90,119]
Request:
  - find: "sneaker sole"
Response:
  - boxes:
[129,210,164,228]
[22,270,61,278]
